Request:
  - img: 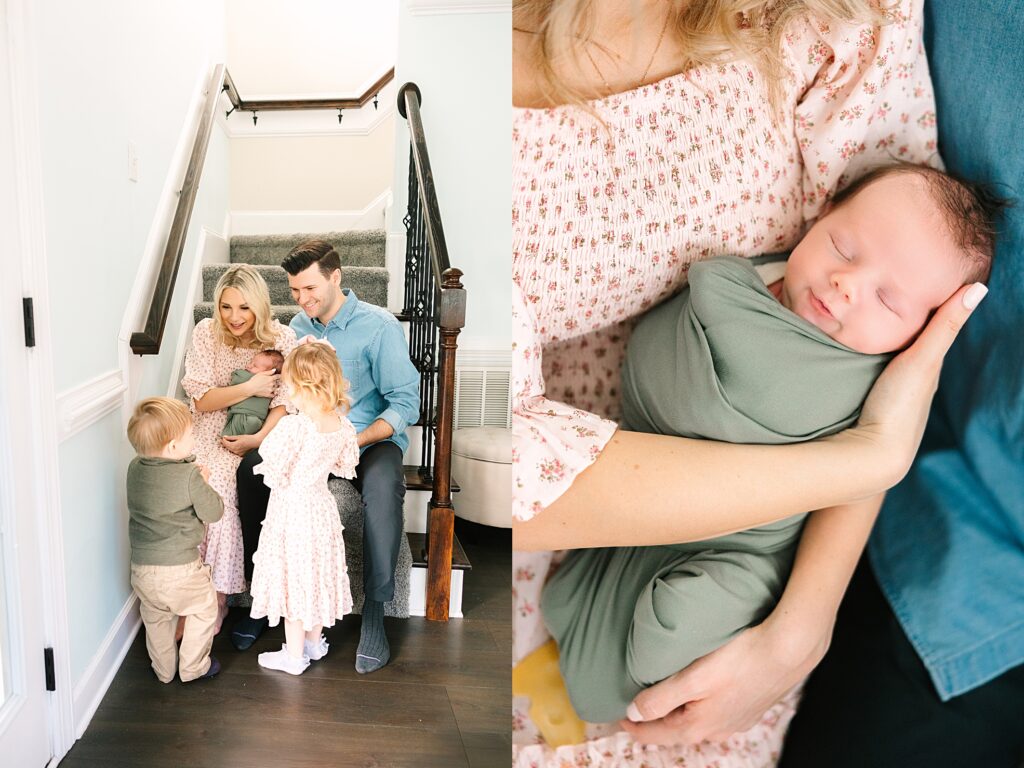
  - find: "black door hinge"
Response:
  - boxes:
[23,297,35,348]
[44,647,55,691]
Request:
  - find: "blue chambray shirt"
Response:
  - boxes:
[290,290,419,455]
[868,0,1024,701]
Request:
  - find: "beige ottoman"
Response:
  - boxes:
[451,427,512,528]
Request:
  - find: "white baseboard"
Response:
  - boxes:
[408,567,463,619]
[71,594,141,740]
[231,190,392,236]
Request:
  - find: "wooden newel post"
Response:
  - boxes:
[426,268,465,621]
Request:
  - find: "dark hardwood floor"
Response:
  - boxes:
[59,519,510,768]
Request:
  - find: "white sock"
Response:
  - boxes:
[304,635,329,661]
[257,645,310,675]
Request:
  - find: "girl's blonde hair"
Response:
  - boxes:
[515,0,887,113]
[282,343,351,413]
[127,397,191,457]
[212,264,276,350]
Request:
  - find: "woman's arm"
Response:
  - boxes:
[622,494,884,744]
[513,283,985,551]
[194,370,277,413]
[221,405,287,456]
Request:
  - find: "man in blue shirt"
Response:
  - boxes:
[234,240,419,674]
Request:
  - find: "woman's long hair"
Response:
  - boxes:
[212,264,277,350]
[515,0,887,112]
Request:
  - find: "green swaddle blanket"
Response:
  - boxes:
[542,255,891,723]
[221,369,272,437]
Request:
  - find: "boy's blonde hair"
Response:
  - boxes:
[282,343,351,413]
[127,397,191,457]
[212,264,277,350]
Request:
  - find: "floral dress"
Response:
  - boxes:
[512,0,939,764]
[181,317,298,594]
[248,411,359,630]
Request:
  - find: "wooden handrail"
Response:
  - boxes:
[397,82,467,622]
[131,64,226,355]
[131,65,395,355]
[223,68,394,113]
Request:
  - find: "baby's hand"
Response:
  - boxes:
[198,464,211,483]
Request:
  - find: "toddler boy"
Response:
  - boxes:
[127,397,224,682]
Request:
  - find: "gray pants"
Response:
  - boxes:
[237,440,405,602]
[542,525,800,723]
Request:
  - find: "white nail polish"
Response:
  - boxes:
[626,703,643,722]
[963,283,988,310]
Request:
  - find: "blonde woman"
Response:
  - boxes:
[181,264,298,629]
[512,0,985,763]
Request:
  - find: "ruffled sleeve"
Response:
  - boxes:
[511,283,618,523]
[330,414,360,480]
[788,0,938,220]
[252,415,301,489]
[181,319,219,414]
[269,322,299,413]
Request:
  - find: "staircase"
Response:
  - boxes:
[195,228,416,617]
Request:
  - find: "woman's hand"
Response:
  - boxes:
[843,282,987,486]
[247,369,279,398]
[621,612,832,746]
[221,433,259,456]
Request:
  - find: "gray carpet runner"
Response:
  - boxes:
[203,229,409,618]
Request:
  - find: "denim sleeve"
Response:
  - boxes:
[370,321,420,436]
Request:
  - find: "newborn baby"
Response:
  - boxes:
[221,349,285,437]
[542,164,1001,723]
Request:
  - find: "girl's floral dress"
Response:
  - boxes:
[512,1,939,764]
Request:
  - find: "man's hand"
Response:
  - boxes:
[221,433,259,457]
[621,613,831,745]
[356,418,394,448]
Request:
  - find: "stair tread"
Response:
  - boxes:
[407,532,471,571]
[404,465,460,493]
[193,300,406,322]
[230,230,386,269]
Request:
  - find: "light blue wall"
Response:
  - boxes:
[392,8,511,347]
[33,0,228,685]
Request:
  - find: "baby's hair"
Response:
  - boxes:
[127,397,191,457]
[282,343,350,413]
[254,349,285,372]
[830,163,1013,284]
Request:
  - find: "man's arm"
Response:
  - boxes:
[365,321,420,445]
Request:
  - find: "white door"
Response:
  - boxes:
[0,0,52,764]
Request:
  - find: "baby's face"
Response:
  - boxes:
[781,175,966,354]
[247,356,276,375]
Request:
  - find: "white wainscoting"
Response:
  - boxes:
[54,369,127,443]
[71,594,141,739]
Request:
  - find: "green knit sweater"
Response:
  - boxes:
[126,455,223,566]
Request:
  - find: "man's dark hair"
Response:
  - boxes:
[830,163,1013,284]
[281,239,342,279]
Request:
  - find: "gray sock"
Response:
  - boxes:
[355,599,390,674]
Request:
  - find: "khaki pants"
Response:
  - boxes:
[130,558,217,683]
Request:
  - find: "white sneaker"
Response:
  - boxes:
[257,645,310,675]
[304,635,329,661]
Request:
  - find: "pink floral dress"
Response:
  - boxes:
[248,411,359,630]
[181,317,298,594]
[512,1,938,763]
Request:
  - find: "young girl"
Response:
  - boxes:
[248,341,360,675]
